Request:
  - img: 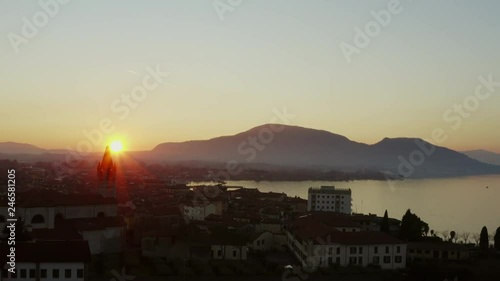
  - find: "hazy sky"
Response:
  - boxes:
[1,0,499,152]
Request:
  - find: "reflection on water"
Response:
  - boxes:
[218,175,500,234]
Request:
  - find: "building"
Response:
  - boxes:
[286,229,406,270]
[96,146,117,199]
[0,241,91,281]
[407,242,471,262]
[285,212,406,270]
[182,203,217,221]
[0,147,126,255]
[307,186,352,214]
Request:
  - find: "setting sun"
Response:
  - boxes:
[110,140,123,152]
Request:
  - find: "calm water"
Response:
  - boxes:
[198,175,500,235]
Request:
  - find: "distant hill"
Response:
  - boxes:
[2,125,500,178]
[151,124,500,178]
[463,150,500,166]
[0,142,46,154]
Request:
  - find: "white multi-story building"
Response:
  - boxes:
[307,186,352,214]
[0,241,91,281]
[286,230,406,270]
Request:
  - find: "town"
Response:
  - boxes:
[0,147,499,281]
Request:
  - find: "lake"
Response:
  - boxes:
[196,175,500,236]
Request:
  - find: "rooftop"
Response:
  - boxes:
[0,241,91,264]
[308,186,351,194]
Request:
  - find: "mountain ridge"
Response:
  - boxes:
[1,124,499,178]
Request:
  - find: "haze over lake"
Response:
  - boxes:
[198,175,500,235]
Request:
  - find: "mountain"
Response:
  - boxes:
[463,150,500,166]
[151,124,500,178]
[0,142,47,154]
[2,125,499,178]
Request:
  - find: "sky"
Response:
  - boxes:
[1,0,499,153]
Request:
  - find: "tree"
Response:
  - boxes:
[471,233,481,246]
[441,230,450,241]
[380,210,390,233]
[430,229,435,237]
[1,217,30,242]
[450,231,456,243]
[400,209,430,241]
[460,232,471,244]
[480,226,489,251]
[494,227,500,251]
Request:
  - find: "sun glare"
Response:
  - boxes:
[110,140,123,152]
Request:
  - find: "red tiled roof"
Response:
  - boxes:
[326,231,405,245]
[30,227,83,241]
[149,205,182,217]
[0,241,91,264]
[60,216,126,231]
[15,190,116,207]
[291,212,360,228]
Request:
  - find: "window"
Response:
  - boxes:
[383,256,391,264]
[77,269,84,278]
[257,240,260,246]
[358,257,363,265]
[29,269,36,278]
[65,269,72,278]
[31,214,45,224]
[385,246,390,254]
[349,257,357,265]
[41,269,47,278]
[374,246,378,254]
[53,269,59,278]
[217,250,222,257]
[336,247,340,255]
[20,269,27,278]
[395,256,403,264]
[373,256,380,264]
[336,257,340,264]
[359,247,363,254]
[233,250,237,257]
[328,247,333,255]
[350,247,357,254]
[396,246,401,253]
